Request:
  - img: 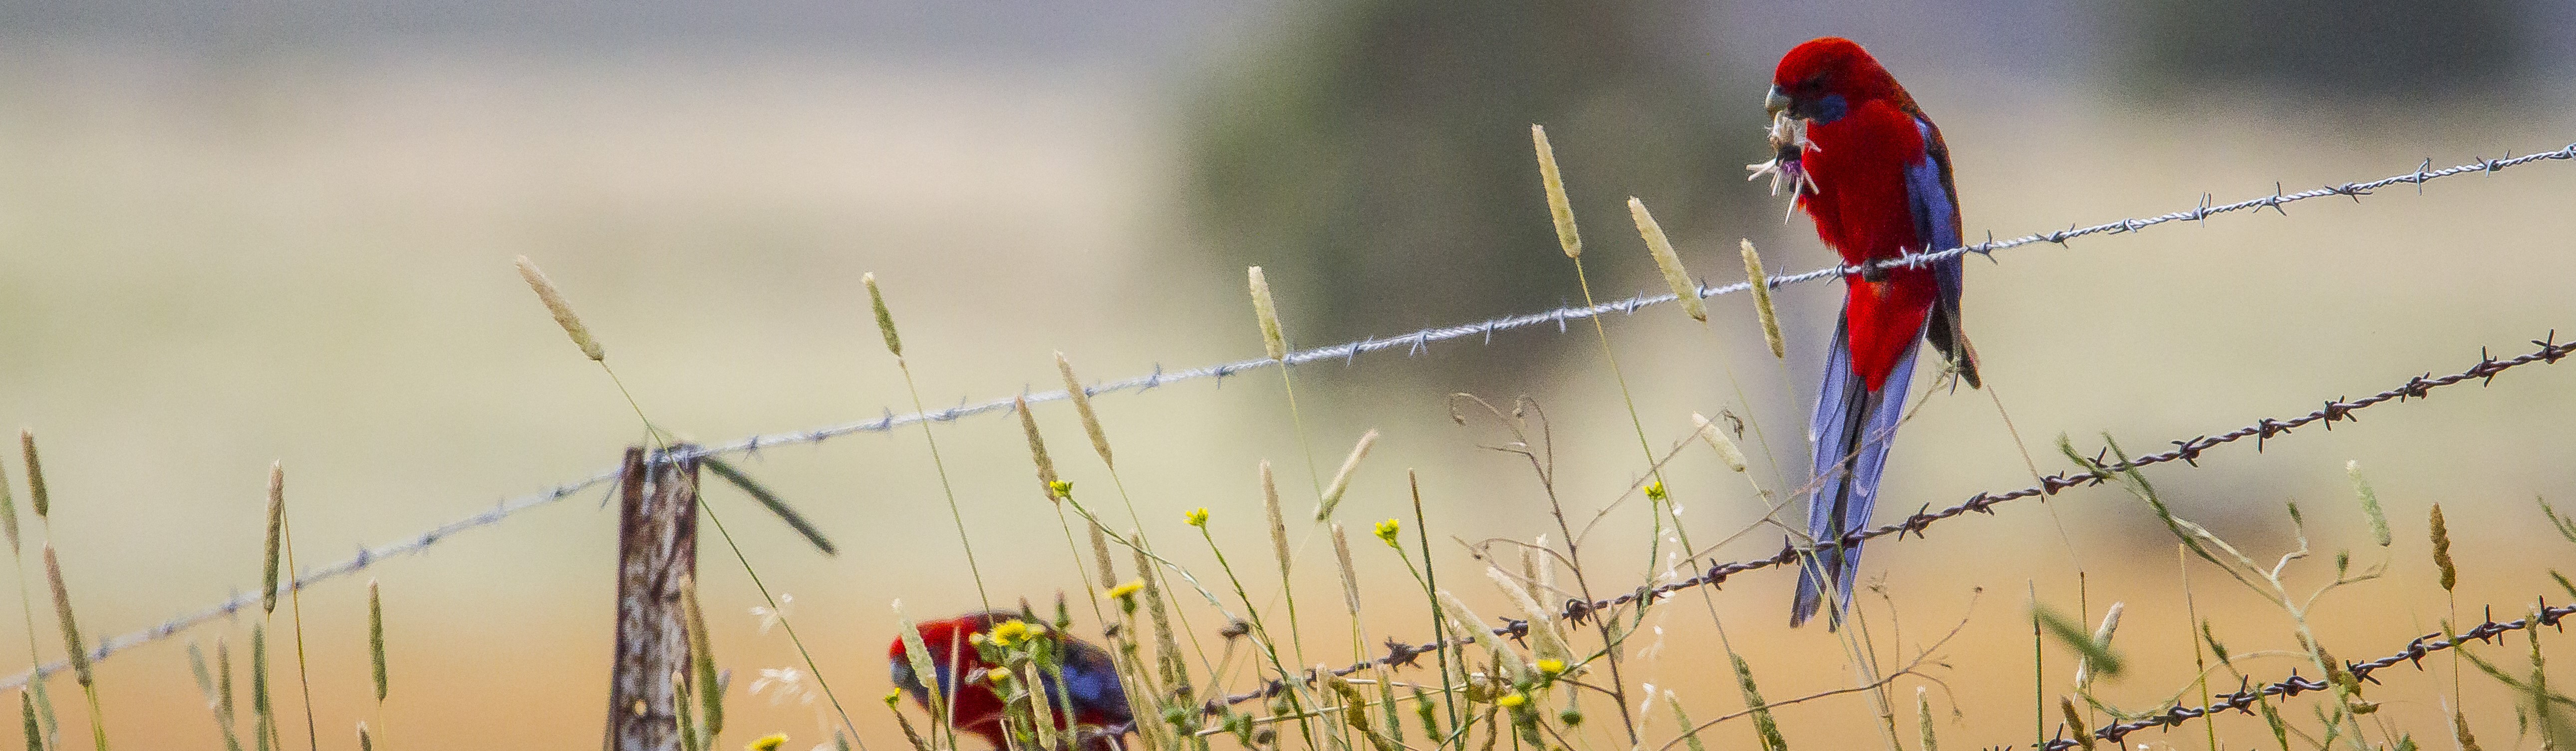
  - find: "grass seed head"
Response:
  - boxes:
[1689,413,1750,473]
[1089,519,1115,585]
[1016,397,1061,503]
[19,430,46,520]
[0,449,18,556]
[368,578,388,703]
[1915,686,1938,751]
[1055,352,1114,468]
[264,461,286,615]
[2060,696,2095,751]
[513,256,604,361]
[2348,460,2393,547]
[43,545,89,686]
[1530,125,1581,259]
[1331,523,1363,615]
[1262,461,1290,575]
[2430,504,2457,592]
[1248,266,1287,361]
[1628,198,1706,322]
[15,692,33,751]
[1315,429,1380,520]
[1739,240,1786,359]
[862,272,903,358]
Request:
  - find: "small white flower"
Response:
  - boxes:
[751,666,818,707]
[752,593,796,635]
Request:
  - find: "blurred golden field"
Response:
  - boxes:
[0,7,2573,750]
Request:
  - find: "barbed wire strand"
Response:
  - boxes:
[2041,601,2576,751]
[1200,332,2574,710]
[4,144,2569,691]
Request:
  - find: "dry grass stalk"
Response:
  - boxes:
[1314,429,1380,521]
[1739,240,1786,359]
[1627,198,1705,322]
[513,256,604,361]
[1529,125,1582,259]
[1248,267,1287,361]
[1055,353,1115,469]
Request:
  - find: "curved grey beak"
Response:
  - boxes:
[1764,85,1792,117]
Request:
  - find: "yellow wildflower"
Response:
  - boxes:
[986,667,1013,684]
[1185,507,1211,527]
[748,734,789,751]
[1374,518,1402,548]
[1496,693,1528,709]
[1048,480,1074,498]
[1644,481,1667,502]
[1108,580,1145,600]
[1536,659,1566,676]
[990,619,1032,647]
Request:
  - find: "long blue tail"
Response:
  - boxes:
[1790,318,1921,629]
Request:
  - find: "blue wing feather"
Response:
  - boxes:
[1792,318,1923,628]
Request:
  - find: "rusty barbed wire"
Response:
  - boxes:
[7,144,2570,692]
[2033,601,2576,751]
[1198,332,2576,711]
[1551,332,2576,625]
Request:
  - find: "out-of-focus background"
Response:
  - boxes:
[2,0,2573,747]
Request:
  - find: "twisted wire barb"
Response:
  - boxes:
[2038,601,2576,751]
[12,144,2571,689]
[1205,332,2575,710]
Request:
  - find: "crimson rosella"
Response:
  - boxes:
[890,611,1134,751]
[1762,37,1981,628]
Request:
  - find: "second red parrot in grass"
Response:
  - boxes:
[1765,37,1981,628]
[890,611,1134,751]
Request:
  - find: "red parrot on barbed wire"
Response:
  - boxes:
[890,611,1135,751]
[1755,37,1982,628]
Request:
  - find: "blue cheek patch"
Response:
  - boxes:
[1810,93,1849,124]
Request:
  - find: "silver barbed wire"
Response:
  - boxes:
[5,141,2569,691]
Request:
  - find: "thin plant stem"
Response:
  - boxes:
[1194,523,1325,751]
[281,510,318,751]
[1409,477,1461,746]
[897,359,996,615]
[1565,256,1648,743]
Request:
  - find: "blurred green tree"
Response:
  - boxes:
[2115,0,2525,99]
[1182,0,1764,371]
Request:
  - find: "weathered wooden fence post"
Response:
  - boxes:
[606,444,700,751]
